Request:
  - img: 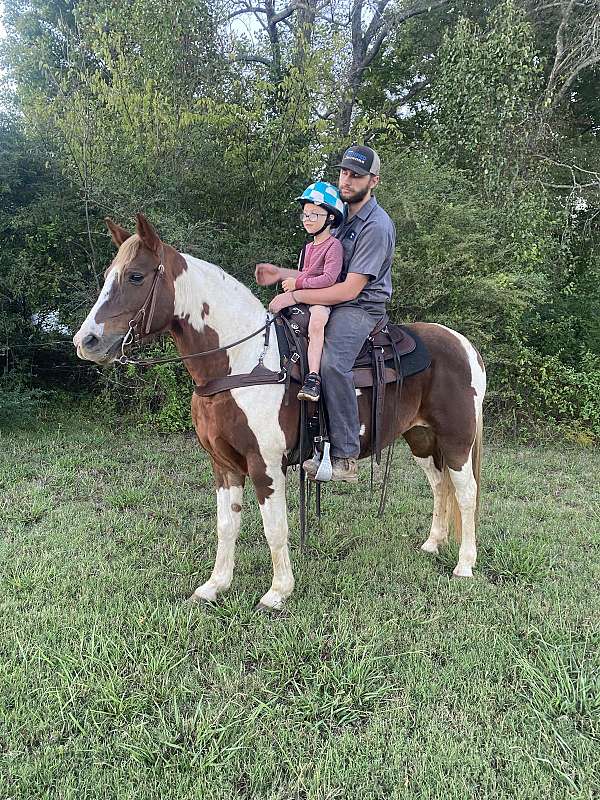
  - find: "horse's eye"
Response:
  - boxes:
[129,273,144,285]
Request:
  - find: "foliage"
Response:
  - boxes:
[431,0,542,195]
[0,382,46,428]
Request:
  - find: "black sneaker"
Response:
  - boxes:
[297,372,321,402]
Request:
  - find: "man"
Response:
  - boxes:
[256,144,396,482]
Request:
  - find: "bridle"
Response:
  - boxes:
[117,249,280,368]
[118,250,166,363]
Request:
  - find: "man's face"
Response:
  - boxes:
[338,168,379,204]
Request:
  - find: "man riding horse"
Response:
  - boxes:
[257,144,395,483]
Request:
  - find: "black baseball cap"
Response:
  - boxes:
[335,144,381,176]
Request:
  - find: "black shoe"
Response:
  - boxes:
[297,372,321,402]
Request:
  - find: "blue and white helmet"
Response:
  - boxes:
[296,181,345,225]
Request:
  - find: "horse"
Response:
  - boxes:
[74,213,486,610]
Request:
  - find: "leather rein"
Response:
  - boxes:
[116,255,281,370]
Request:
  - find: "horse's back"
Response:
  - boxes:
[404,321,485,390]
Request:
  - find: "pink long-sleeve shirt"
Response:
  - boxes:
[294,236,344,290]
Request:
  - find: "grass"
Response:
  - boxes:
[1,413,599,799]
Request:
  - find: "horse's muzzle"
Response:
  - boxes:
[74,330,124,364]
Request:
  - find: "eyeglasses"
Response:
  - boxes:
[300,211,329,222]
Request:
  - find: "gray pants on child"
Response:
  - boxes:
[320,304,386,459]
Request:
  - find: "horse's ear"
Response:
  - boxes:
[105,218,132,247]
[135,213,162,254]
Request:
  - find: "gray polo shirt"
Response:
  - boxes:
[333,196,395,312]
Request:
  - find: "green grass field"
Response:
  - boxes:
[1,415,599,799]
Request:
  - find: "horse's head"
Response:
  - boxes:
[74,213,180,364]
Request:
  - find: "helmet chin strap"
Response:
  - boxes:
[314,213,334,237]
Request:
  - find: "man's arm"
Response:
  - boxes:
[295,273,368,305]
[278,267,301,280]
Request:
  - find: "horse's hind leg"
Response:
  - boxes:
[404,427,448,554]
[190,469,245,603]
[448,456,478,578]
[414,455,449,554]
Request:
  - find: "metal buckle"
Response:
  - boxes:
[290,352,300,363]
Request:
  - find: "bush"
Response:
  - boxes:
[0,383,47,428]
[505,349,600,437]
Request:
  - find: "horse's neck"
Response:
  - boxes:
[170,255,278,383]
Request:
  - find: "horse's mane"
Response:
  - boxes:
[183,254,265,311]
[111,237,263,312]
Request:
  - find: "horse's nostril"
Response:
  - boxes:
[83,333,99,349]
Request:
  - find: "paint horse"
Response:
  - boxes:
[74,214,486,610]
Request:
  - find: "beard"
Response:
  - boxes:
[339,183,370,204]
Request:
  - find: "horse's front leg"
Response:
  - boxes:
[190,469,245,603]
[251,460,294,611]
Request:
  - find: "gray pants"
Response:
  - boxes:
[321,304,385,459]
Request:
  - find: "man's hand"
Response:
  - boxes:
[269,292,295,313]
[281,278,297,292]
[255,262,281,286]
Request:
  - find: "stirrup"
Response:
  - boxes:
[314,442,332,481]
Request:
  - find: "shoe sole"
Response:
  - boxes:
[330,475,358,483]
[297,391,320,402]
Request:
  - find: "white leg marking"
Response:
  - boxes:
[359,424,366,437]
[449,459,478,577]
[415,456,448,554]
[256,469,294,610]
[192,484,244,602]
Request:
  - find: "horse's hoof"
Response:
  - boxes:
[452,566,473,578]
[421,540,440,554]
[186,592,216,607]
[255,602,275,614]
[255,589,286,612]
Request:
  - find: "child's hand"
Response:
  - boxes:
[255,263,280,286]
[281,278,296,292]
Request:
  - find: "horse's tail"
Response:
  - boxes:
[472,408,483,528]
[440,409,484,543]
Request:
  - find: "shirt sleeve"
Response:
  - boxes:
[346,219,392,281]
[295,239,343,289]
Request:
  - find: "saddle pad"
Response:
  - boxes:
[393,325,431,379]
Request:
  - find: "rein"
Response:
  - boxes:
[118,316,280,367]
[116,256,280,368]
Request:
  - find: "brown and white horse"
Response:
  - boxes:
[74,214,486,610]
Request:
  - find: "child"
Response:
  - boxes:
[281,181,345,402]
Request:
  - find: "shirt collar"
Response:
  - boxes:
[349,195,378,223]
